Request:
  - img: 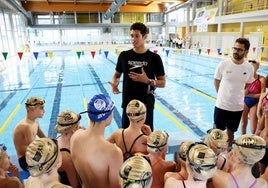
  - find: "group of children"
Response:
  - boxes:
[1,94,268,187]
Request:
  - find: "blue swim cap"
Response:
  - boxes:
[87,94,115,122]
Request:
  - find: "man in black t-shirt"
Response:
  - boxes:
[109,22,166,131]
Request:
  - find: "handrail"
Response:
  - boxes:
[223,0,268,15]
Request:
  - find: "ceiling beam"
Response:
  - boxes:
[21,1,164,13]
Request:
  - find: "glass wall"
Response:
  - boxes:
[27,26,163,46]
[0,8,27,56]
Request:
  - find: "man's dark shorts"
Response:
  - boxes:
[214,107,243,132]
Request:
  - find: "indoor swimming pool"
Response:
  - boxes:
[1,47,267,176]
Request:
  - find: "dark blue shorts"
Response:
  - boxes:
[18,156,28,172]
[214,107,243,132]
[244,97,259,108]
[259,148,268,167]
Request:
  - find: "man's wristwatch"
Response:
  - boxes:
[147,79,152,85]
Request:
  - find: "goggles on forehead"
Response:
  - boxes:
[25,99,45,106]
[188,159,217,174]
[80,109,113,115]
[126,111,146,117]
[119,172,152,188]
[57,114,81,127]
[147,142,167,152]
[0,144,7,151]
[248,60,257,64]
[0,144,7,162]
[234,142,266,150]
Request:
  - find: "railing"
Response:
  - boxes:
[224,0,268,15]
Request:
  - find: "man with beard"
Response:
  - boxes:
[213,38,254,147]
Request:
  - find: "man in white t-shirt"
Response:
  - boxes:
[214,38,254,147]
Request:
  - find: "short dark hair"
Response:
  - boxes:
[130,22,149,35]
[235,38,250,50]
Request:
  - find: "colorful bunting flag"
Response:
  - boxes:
[33,52,39,60]
[17,52,23,60]
[91,51,96,59]
[198,48,202,55]
[165,49,169,57]
[76,51,82,59]
[104,51,109,59]
[2,52,8,60]
[48,52,53,59]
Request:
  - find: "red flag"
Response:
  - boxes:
[17,52,23,60]
[91,51,96,59]
[207,49,210,55]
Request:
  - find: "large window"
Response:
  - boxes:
[0,10,26,55]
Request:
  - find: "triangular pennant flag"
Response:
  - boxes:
[116,50,121,56]
[226,48,230,54]
[2,52,8,60]
[48,51,53,59]
[207,49,210,55]
[198,48,202,55]
[104,51,109,59]
[91,51,96,59]
[165,50,169,57]
[253,47,256,53]
[217,48,221,55]
[261,47,264,53]
[153,50,158,54]
[33,52,39,60]
[17,52,23,60]
[76,51,82,59]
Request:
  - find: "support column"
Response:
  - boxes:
[59,29,62,46]
[217,0,223,32]
[240,21,244,37]
[185,6,190,49]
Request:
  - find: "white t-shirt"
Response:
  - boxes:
[214,59,254,111]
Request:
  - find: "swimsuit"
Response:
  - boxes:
[262,94,268,107]
[259,147,268,167]
[182,180,186,188]
[230,172,257,188]
[151,158,164,188]
[244,75,261,108]
[177,172,186,180]
[58,148,71,186]
[248,75,261,94]
[244,98,259,108]
[18,156,28,171]
[219,154,227,170]
[122,129,144,160]
[260,94,268,115]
